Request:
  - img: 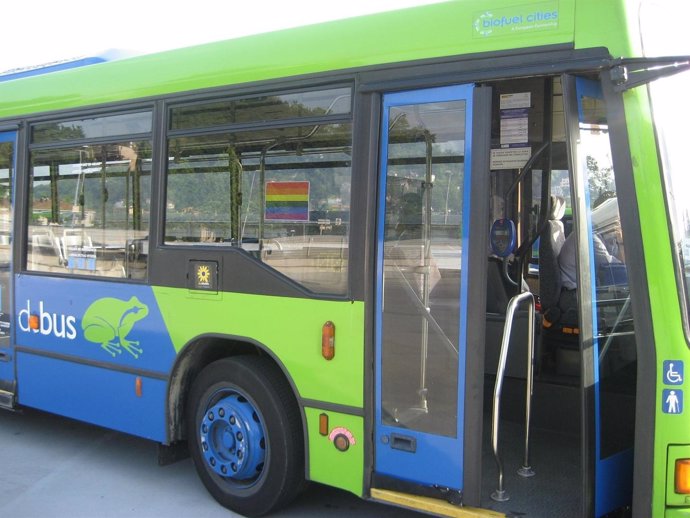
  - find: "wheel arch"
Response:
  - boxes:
[166,333,304,445]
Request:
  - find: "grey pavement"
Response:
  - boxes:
[0,408,420,518]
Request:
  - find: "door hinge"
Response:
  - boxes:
[609,56,690,92]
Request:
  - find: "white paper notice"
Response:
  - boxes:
[500,92,531,110]
[491,147,532,170]
[500,116,529,145]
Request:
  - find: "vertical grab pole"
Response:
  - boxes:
[518,295,536,477]
[490,307,512,503]
[417,132,434,412]
[491,291,536,502]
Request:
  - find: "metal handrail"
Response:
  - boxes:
[491,291,536,502]
[598,295,632,363]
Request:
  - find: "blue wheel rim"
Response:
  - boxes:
[200,392,266,481]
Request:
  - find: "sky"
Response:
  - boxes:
[1,0,442,73]
[3,0,689,72]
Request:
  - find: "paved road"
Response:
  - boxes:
[0,408,420,518]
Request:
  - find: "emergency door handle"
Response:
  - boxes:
[390,433,416,453]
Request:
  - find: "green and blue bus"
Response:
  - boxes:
[0,1,688,516]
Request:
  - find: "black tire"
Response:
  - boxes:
[186,356,304,517]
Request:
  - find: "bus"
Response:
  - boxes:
[0,1,688,516]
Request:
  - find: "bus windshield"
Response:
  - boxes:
[651,70,690,332]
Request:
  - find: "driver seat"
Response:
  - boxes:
[539,195,566,327]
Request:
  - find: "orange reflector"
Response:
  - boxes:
[322,321,335,360]
[29,314,39,330]
[676,459,690,494]
[135,376,143,397]
[319,413,329,436]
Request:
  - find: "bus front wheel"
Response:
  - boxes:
[186,356,304,517]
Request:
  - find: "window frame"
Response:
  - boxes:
[161,83,355,296]
[24,108,155,281]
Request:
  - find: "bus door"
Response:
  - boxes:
[0,130,16,407]
[565,76,637,517]
[375,84,488,494]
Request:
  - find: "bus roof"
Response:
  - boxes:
[0,0,636,120]
[0,50,132,83]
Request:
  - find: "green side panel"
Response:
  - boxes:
[573,0,641,57]
[0,0,576,118]
[623,86,690,517]
[304,407,365,495]
[152,286,365,409]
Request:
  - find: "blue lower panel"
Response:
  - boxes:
[17,352,167,442]
[596,449,633,517]
[376,424,462,490]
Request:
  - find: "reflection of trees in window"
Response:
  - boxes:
[386,105,465,234]
[587,155,615,204]
[26,112,153,278]
[0,143,12,169]
[170,88,351,131]
[165,87,353,293]
[32,112,152,144]
[165,122,352,242]
[30,142,151,230]
[32,122,86,143]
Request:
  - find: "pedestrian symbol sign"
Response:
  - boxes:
[664,360,684,385]
[663,389,683,414]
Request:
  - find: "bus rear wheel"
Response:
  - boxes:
[186,356,304,517]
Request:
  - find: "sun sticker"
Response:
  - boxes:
[196,265,211,286]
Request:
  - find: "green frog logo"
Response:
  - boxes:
[82,296,149,359]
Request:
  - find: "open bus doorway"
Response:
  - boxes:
[372,75,637,517]
[481,75,636,517]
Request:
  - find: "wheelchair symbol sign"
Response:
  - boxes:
[664,360,684,385]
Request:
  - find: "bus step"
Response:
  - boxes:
[370,488,506,518]
[0,389,16,410]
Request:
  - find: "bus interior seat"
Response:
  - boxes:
[485,256,533,379]
[30,231,66,267]
[125,238,148,279]
[486,256,512,315]
[61,234,93,263]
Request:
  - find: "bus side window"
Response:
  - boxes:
[28,139,152,280]
[164,87,353,296]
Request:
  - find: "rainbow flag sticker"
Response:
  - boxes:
[265,181,310,221]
